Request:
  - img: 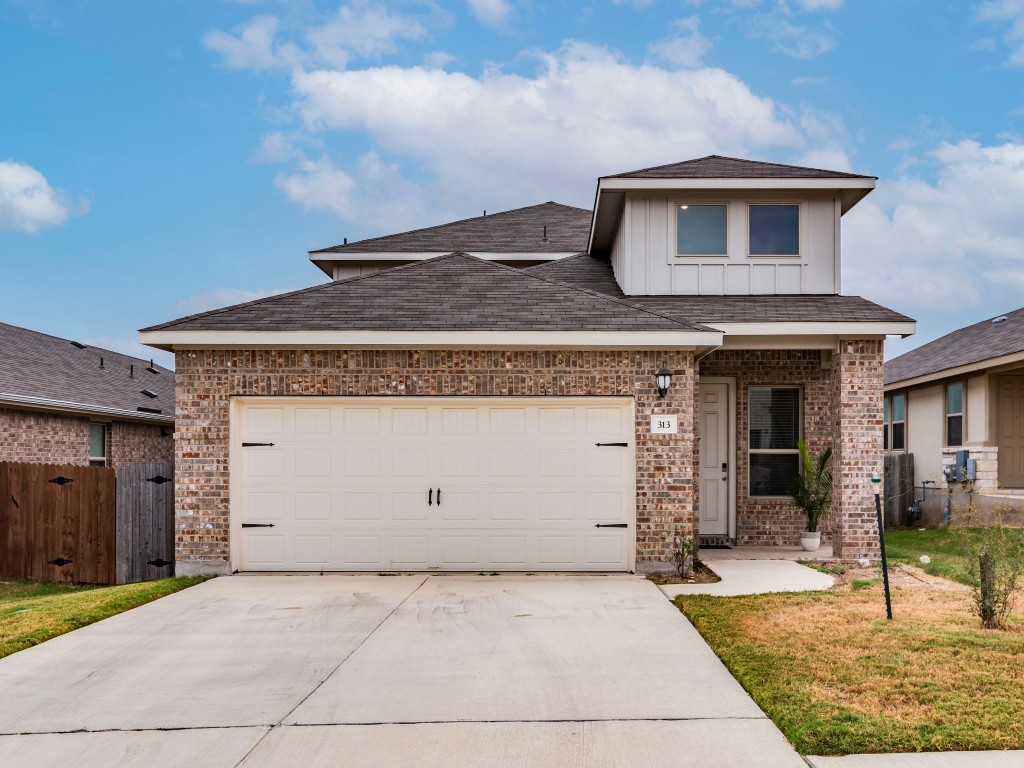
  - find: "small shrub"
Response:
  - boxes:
[672,528,696,579]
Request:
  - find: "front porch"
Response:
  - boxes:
[691,340,884,561]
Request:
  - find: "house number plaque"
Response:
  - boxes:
[650,414,678,434]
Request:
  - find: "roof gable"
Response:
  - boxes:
[886,308,1024,385]
[312,202,591,254]
[0,322,175,420]
[606,155,875,180]
[143,253,709,334]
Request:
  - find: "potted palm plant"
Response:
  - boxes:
[790,440,833,552]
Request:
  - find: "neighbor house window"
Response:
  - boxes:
[748,204,800,256]
[946,382,964,447]
[676,204,727,256]
[884,393,906,452]
[749,387,801,496]
[89,423,108,467]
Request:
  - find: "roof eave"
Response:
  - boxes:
[140,329,723,351]
[0,393,175,425]
[885,348,1024,390]
[310,251,580,277]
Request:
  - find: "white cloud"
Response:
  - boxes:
[87,336,175,370]
[423,50,457,69]
[287,41,816,227]
[305,2,426,69]
[978,0,1024,65]
[746,11,835,59]
[648,16,712,68]
[0,160,80,234]
[844,140,1024,313]
[174,286,300,316]
[204,15,282,70]
[794,0,841,9]
[466,0,512,28]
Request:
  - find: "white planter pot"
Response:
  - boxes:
[800,531,821,552]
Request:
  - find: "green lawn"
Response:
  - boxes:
[677,585,1024,755]
[885,526,1024,586]
[0,577,206,659]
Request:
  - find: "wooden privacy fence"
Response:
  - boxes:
[883,452,915,527]
[0,460,174,585]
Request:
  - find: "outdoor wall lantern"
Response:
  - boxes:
[656,366,672,398]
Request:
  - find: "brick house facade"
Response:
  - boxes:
[143,156,913,575]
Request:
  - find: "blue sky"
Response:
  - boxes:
[3,0,1024,368]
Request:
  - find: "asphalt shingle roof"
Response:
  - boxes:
[143,253,711,333]
[526,255,913,324]
[0,322,175,419]
[311,202,592,254]
[885,307,1024,385]
[606,155,875,180]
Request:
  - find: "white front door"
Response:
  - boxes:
[698,382,731,537]
[234,397,635,572]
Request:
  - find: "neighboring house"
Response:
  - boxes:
[141,155,915,576]
[0,323,174,468]
[885,308,1024,519]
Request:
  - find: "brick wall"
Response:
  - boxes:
[698,350,835,546]
[831,340,884,560]
[109,421,174,468]
[0,407,172,468]
[173,348,696,573]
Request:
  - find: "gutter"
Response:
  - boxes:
[0,393,175,425]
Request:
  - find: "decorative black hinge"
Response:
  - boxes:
[48,557,73,566]
[594,523,628,528]
[241,523,276,528]
[146,475,173,485]
[595,442,628,447]
[49,476,74,485]
[10,495,19,508]
[242,442,275,447]
[147,558,172,567]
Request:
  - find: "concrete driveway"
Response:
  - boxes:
[0,574,804,767]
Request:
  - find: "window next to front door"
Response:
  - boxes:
[749,386,801,496]
[89,423,108,467]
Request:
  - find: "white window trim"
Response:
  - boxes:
[945,381,965,448]
[674,201,730,258]
[746,201,802,259]
[886,392,907,453]
[748,385,802,498]
[89,422,108,467]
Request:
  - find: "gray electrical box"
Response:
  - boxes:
[966,458,978,481]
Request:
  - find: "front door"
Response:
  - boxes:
[698,382,731,537]
[998,376,1024,488]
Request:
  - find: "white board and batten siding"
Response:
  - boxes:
[233,398,636,572]
[610,193,841,296]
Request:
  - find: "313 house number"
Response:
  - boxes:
[650,414,679,434]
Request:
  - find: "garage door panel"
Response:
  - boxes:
[237,399,634,571]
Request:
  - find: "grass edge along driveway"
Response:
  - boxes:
[676,586,1024,756]
[0,577,206,659]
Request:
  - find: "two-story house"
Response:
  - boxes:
[141,156,914,576]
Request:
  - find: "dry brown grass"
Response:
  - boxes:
[678,576,1024,755]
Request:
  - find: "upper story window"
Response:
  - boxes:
[946,382,964,447]
[676,204,727,257]
[748,203,800,256]
[884,393,906,452]
[89,423,108,467]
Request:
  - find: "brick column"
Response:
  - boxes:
[831,339,884,560]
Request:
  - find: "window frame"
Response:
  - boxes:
[748,385,802,498]
[89,423,108,468]
[945,381,965,448]
[746,202,802,258]
[884,392,907,453]
[674,201,730,258]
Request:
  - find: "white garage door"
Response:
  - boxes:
[235,398,635,572]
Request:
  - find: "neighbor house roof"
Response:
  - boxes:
[885,308,1024,386]
[311,202,591,254]
[527,255,913,325]
[605,155,876,180]
[142,253,715,341]
[0,322,175,423]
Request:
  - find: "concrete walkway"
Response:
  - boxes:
[660,558,835,598]
[0,574,806,768]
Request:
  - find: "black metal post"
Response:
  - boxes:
[874,485,893,620]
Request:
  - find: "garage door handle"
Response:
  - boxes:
[594,523,628,528]
[437,488,441,506]
[242,442,275,447]
[428,488,433,506]
[595,442,628,447]
[241,523,275,528]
